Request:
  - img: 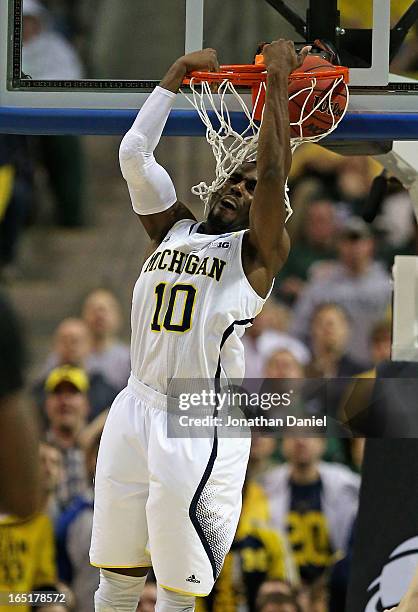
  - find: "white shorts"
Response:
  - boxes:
[89,374,251,596]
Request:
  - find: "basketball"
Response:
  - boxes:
[288,54,348,138]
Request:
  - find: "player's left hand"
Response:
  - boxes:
[261,39,311,75]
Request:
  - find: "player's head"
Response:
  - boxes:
[206,162,257,232]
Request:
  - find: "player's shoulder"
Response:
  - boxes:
[162,218,197,242]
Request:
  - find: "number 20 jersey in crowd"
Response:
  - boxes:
[130,219,270,395]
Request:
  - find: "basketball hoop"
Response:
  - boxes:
[182,57,349,221]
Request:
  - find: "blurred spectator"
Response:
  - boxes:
[82,289,131,391]
[40,441,64,521]
[277,199,337,304]
[0,135,33,278]
[242,298,289,378]
[0,445,67,612]
[262,438,360,585]
[336,157,375,217]
[22,0,83,78]
[22,0,86,227]
[306,303,369,378]
[369,319,392,367]
[264,350,304,380]
[310,577,328,612]
[0,290,40,518]
[56,423,102,612]
[44,365,89,510]
[243,300,310,379]
[197,479,298,612]
[291,217,391,363]
[247,434,278,482]
[374,180,417,265]
[256,592,302,612]
[34,317,118,421]
[257,580,294,600]
[137,582,157,611]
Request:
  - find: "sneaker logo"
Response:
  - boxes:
[186,574,201,584]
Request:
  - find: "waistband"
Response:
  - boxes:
[127,374,170,411]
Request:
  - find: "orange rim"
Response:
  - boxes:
[183,64,349,87]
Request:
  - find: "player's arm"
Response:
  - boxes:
[119,49,219,245]
[243,41,310,297]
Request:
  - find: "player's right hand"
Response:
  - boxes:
[262,39,311,75]
[177,49,220,74]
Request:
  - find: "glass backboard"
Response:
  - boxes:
[0,0,417,138]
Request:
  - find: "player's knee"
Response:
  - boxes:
[155,585,195,611]
[94,568,147,611]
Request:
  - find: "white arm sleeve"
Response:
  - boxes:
[119,86,178,215]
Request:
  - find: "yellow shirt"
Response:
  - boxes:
[0,514,57,612]
[339,0,410,28]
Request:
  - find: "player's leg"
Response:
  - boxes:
[155,585,195,611]
[90,387,152,610]
[146,409,251,604]
[94,567,151,611]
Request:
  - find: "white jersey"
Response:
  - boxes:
[131,219,270,395]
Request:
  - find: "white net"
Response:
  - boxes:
[182,73,349,221]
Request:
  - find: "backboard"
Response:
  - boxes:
[0,0,417,138]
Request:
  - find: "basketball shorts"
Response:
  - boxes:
[89,374,251,596]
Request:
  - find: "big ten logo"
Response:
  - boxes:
[209,241,230,249]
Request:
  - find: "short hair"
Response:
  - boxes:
[257,592,302,612]
[311,301,351,325]
[370,319,392,344]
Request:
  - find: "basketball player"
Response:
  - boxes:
[90,40,311,612]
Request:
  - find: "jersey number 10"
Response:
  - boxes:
[151,283,197,333]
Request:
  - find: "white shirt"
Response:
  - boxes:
[131,220,269,395]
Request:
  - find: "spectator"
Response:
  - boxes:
[291,217,391,363]
[277,199,337,304]
[257,580,294,600]
[82,289,131,391]
[197,478,298,612]
[34,317,118,421]
[243,299,289,377]
[22,0,86,227]
[335,157,375,217]
[22,0,83,79]
[306,303,369,378]
[262,437,360,585]
[247,434,278,482]
[44,365,89,509]
[0,445,67,612]
[56,424,102,612]
[264,350,304,380]
[256,592,302,612]
[369,319,392,367]
[0,135,33,278]
[0,290,40,518]
[137,582,157,611]
[40,440,64,521]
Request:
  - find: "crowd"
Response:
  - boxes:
[1,2,418,612]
